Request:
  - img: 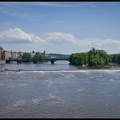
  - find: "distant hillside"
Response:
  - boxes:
[48,53,70,58]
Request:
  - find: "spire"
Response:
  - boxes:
[11,50,13,59]
[44,50,45,55]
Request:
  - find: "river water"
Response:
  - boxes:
[0,61,120,118]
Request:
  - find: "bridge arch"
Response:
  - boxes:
[49,59,69,64]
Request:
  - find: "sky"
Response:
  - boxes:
[0,2,120,54]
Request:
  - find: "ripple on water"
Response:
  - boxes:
[0,83,4,86]
[109,79,114,82]
[18,84,27,87]
[77,88,85,92]
[6,101,26,111]
[32,98,42,104]
[13,101,26,107]
[48,93,64,103]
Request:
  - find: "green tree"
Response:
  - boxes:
[33,52,42,62]
[88,47,111,67]
[22,53,32,61]
[111,54,120,64]
[69,53,88,66]
[69,47,111,67]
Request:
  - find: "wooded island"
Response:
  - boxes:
[69,47,113,67]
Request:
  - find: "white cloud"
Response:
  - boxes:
[91,39,120,47]
[1,28,120,54]
[76,38,120,46]
[37,2,97,8]
[45,32,77,44]
[75,38,120,54]
[44,32,120,53]
[0,2,98,8]
[37,2,80,7]
[0,28,44,43]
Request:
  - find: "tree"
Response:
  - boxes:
[69,53,88,66]
[22,53,32,61]
[69,47,111,67]
[88,47,111,67]
[111,54,120,64]
[33,52,42,62]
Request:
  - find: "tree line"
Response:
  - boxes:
[21,52,48,63]
[69,47,112,67]
[111,54,120,64]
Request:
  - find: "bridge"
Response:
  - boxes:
[41,58,69,64]
[6,58,69,64]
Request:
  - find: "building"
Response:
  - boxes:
[5,51,23,60]
[5,51,11,60]
[0,46,5,64]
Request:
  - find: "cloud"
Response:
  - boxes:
[75,38,120,53]
[44,32,120,53]
[0,28,44,43]
[37,2,97,8]
[0,2,96,8]
[77,38,120,47]
[45,32,77,44]
[37,2,80,7]
[1,28,120,54]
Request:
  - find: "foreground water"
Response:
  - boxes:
[0,61,120,118]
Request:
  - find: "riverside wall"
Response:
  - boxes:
[0,60,5,64]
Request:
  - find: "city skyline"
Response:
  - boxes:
[0,2,120,54]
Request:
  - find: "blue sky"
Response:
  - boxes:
[0,2,120,54]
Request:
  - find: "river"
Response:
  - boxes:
[0,61,120,118]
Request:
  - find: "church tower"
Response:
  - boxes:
[44,50,45,55]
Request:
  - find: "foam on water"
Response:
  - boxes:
[109,79,114,82]
[2,69,120,74]
[32,98,42,104]
[0,83,4,86]
[18,83,27,87]
[13,101,26,107]
[64,75,74,79]
[18,69,120,73]
[6,101,26,111]
[77,88,85,92]
[60,73,75,79]
[49,93,64,102]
